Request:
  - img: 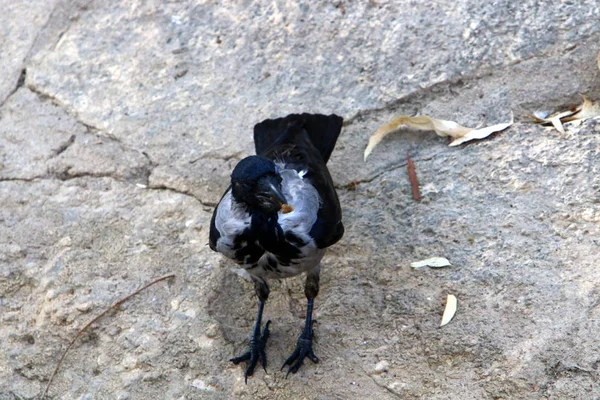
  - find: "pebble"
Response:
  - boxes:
[374,360,390,373]
[191,379,214,391]
[204,323,219,338]
[117,391,130,400]
[75,302,92,312]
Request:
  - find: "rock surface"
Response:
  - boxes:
[1,1,600,399]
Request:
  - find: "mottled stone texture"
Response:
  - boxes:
[1,1,600,399]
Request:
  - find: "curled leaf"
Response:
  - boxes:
[364,115,513,160]
[562,96,600,122]
[411,257,452,269]
[531,109,576,134]
[532,96,600,133]
[449,117,514,147]
[440,294,457,327]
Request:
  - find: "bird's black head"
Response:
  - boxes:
[231,155,287,213]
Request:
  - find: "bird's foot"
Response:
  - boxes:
[231,320,271,383]
[281,325,318,376]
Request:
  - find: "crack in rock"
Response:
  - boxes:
[189,151,244,164]
[343,73,481,127]
[26,83,112,141]
[0,176,44,183]
[51,134,76,157]
[0,171,131,184]
[2,87,157,185]
[147,184,217,209]
[50,169,128,182]
[0,68,27,108]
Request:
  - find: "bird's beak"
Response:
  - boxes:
[255,176,288,212]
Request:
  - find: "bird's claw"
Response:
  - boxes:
[281,329,318,377]
[231,320,271,383]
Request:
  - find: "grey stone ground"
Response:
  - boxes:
[1,1,600,399]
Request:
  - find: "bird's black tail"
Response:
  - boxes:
[253,113,343,163]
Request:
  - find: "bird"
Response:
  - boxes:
[209,113,344,381]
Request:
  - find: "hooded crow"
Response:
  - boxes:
[209,113,344,381]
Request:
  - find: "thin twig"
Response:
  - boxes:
[406,152,421,201]
[42,273,175,398]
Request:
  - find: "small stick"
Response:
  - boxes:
[42,273,175,398]
[406,152,421,201]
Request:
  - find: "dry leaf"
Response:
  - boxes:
[534,102,598,131]
[531,109,577,134]
[548,115,567,134]
[364,115,513,160]
[532,96,600,133]
[440,294,457,327]
[562,96,600,122]
[449,118,514,147]
[411,257,452,268]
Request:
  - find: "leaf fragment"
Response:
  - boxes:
[532,96,600,132]
[562,96,600,122]
[440,294,457,327]
[364,114,513,160]
[410,257,452,268]
[449,117,514,147]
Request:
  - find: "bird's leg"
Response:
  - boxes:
[230,278,271,383]
[282,266,320,376]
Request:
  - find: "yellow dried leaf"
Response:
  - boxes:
[532,96,600,133]
[562,96,600,122]
[549,115,567,134]
[531,109,575,131]
[364,115,513,160]
[449,117,514,147]
[440,294,457,327]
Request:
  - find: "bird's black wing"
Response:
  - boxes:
[254,114,344,249]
